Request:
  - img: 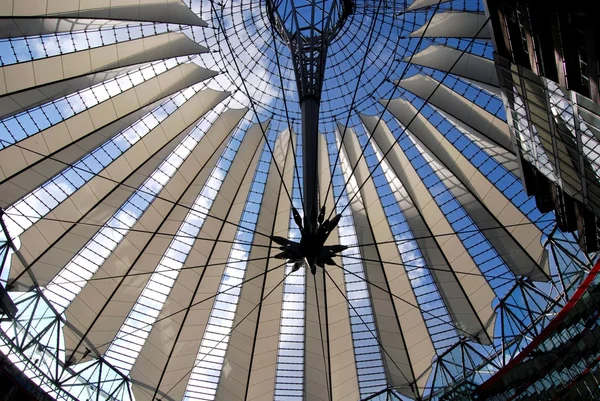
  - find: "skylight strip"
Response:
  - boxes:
[183,140,273,400]
[0,57,188,148]
[4,86,200,238]
[398,131,512,294]
[368,137,459,352]
[411,101,541,221]
[103,114,245,373]
[329,135,388,398]
[42,103,226,313]
[273,263,306,400]
[274,141,305,401]
[0,23,175,66]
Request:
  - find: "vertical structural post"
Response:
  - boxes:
[0,209,17,319]
[302,97,320,231]
[267,0,353,228]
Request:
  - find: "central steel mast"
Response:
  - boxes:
[266,0,353,231]
[265,0,353,273]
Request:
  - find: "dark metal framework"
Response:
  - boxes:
[266,0,354,101]
[0,210,132,401]
[486,0,600,255]
[424,231,596,400]
[266,0,353,227]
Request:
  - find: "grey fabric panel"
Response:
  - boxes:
[130,121,265,401]
[384,98,549,281]
[4,0,207,27]
[410,11,491,39]
[338,125,435,398]
[0,63,216,208]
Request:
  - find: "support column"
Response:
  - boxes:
[302,97,321,230]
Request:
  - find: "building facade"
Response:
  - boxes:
[485,0,600,252]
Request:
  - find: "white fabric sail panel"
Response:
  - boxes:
[212,129,294,401]
[62,113,237,365]
[0,32,208,117]
[244,130,295,401]
[415,134,548,282]
[303,134,335,401]
[0,62,216,208]
[130,122,265,401]
[62,121,223,363]
[0,97,162,206]
[386,98,549,280]
[437,110,520,176]
[397,74,512,152]
[316,133,360,401]
[0,32,207,97]
[0,88,225,210]
[0,64,148,120]
[410,11,491,39]
[359,114,497,345]
[338,125,434,398]
[406,0,450,11]
[62,108,247,362]
[464,79,502,98]
[0,18,123,39]
[360,114,494,345]
[406,45,499,92]
[2,0,207,27]
[6,90,228,292]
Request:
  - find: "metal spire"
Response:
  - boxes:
[266,0,353,233]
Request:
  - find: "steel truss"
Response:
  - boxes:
[0,214,132,401]
[495,54,600,253]
[422,230,598,400]
[265,0,353,100]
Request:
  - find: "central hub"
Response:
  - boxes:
[271,206,347,275]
